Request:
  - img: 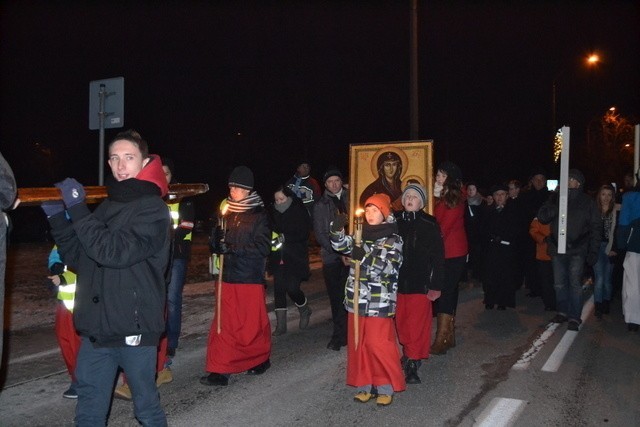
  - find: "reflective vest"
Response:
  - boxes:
[57,268,77,312]
[168,202,193,241]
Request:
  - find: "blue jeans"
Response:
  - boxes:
[552,254,585,321]
[593,242,613,303]
[166,258,188,350]
[75,337,166,427]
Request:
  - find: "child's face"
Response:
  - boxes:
[365,205,384,225]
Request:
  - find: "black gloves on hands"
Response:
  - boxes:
[210,226,232,255]
[330,214,347,233]
[216,241,232,255]
[350,245,366,262]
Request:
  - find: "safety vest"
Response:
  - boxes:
[57,268,77,312]
[168,202,193,241]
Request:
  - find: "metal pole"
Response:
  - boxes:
[558,126,570,254]
[409,0,419,140]
[98,84,106,186]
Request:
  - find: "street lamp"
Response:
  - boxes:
[552,53,601,138]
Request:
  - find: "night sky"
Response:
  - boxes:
[1,1,639,221]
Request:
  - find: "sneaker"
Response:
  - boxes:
[353,391,375,403]
[114,383,132,400]
[199,373,229,386]
[567,320,580,331]
[376,394,393,406]
[550,314,568,323]
[62,384,78,399]
[247,359,271,375]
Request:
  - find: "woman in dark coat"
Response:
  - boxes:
[269,186,312,336]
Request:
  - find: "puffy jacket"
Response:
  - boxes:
[537,188,600,259]
[331,222,403,318]
[214,207,271,284]
[313,188,349,265]
[48,155,171,347]
[395,210,444,294]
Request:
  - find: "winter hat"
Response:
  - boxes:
[569,169,585,186]
[228,165,254,190]
[323,167,343,183]
[490,183,509,195]
[402,183,427,209]
[438,161,462,182]
[365,193,392,218]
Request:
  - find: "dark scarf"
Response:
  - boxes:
[107,177,161,203]
[362,222,398,241]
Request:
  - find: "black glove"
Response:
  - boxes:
[330,214,347,233]
[41,200,65,218]
[350,245,366,261]
[55,178,86,208]
[586,252,598,267]
[49,262,65,276]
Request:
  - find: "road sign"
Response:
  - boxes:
[89,77,124,130]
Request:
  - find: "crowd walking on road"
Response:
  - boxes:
[32,132,640,421]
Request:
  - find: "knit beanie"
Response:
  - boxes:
[569,169,585,186]
[228,165,254,190]
[364,193,392,218]
[402,184,427,209]
[323,168,343,184]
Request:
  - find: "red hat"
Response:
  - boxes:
[364,193,391,218]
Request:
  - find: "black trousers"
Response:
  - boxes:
[273,269,306,309]
[322,260,348,343]
[537,259,556,310]
[434,255,467,315]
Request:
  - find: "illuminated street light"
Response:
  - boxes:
[587,54,600,64]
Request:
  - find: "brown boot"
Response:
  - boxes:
[431,313,455,355]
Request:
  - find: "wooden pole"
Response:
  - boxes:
[216,205,228,334]
[16,183,209,206]
[352,210,364,349]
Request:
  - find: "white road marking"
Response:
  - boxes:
[512,322,559,370]
[541,295,593,372]
[474,397,527,427]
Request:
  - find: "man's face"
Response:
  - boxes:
[531,174,546,191]
[382,161,399,180]
[365,205,384,225]
[108,140,148,181]
[493,190,508,207]
[325,176,342,194]
[297,163,310,177]
[568,177,580,189]
[162,165,172,184]
[229,186,250,202]
[402,191,422,212]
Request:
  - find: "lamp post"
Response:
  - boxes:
[552,53,601,139]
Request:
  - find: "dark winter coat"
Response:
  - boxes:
[217,207,271,284]
[537,188,600,260]
[395,210,444,294]
[49,156,171,347]
[269,197,311,281]
[169,199,195,260]
[313,188,349,265]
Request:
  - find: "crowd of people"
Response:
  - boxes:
[32,136,640,422]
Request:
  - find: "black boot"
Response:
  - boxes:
[297,299,312,330]
[602,300,610,314]
[272,309,287,336]
[404,359,421,384]
[595,302,603,319]
[247,359,271,375]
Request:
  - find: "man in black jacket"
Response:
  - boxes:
[537,169,600,331]
[42,130,171,426]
